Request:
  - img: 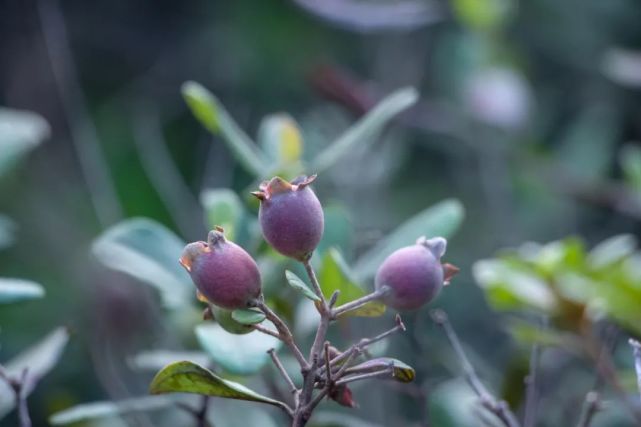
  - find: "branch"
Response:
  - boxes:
[334,367,394,386]
[252,324,282,340]
[430,309,521,427]
[268,348,298,398]
[253,299,309,370]
[331,288,387,318]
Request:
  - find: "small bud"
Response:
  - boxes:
[375,236,449,311]
[254,175,324,261]
[179,228,262,310]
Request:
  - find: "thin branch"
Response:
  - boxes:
[253,299,309,370]
[430,309,521,427]
[323,342,333,384]
[252,324,282,340]
[334,367,393,386]
[268,348,298,396]
[629,338,641,401]
[195,395,209,427]
[331,288,387,318]
[576,391,601,427]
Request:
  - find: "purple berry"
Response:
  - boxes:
[252,175,324,261]
[375,236,448,311]
[179,228,261,310]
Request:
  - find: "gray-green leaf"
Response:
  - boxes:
[182,81,267,177]
[49,396,178,425]
[231,308,266,325]
[0,108,50,177]
[353,199,464,280]
[312,87,418,173]
[285,270,321,302]
[92,218,191,308]
[0,278,45,304]
[200,189,244,241]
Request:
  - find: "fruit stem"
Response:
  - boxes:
[331,287,388,318]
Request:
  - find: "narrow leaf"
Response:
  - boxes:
[150,360,286,409]
[200,189,244,241]
[49,396,177,425]
[195,324,281,375]
[319,249,385,317]
[353,199,464,280]
[182,81,267,177]
[285,270,321,302]
[312,87,418,173]
[0,327,70,418]
[92,218,191,308]
[231,308,266,325]
[0,278,45,304]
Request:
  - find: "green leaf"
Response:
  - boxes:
[620,144,641,191]
[0,108,50,177]
[473,259,557,313]
[451,0,513,32]
[92,218,192,308]
[0,327,70,419]
[200,189,244,240]
[195,324,281,375]
[49,396,177,425]
[317,205,353,255]
[231,308,266,325]
[507,319,582,352]
[349,358,416,383]
[150,360,286,409]
[429,379,504,427]
[285,270,321,302]
[353,199,464,280]
[0,278,45,304]
[319,249,385,317]
[587,234,636,269]
[182,81,267,177]
[257,114,303,165]
[0,214,17,250]
[312,87,418,173]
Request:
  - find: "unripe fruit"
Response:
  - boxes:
[179,228,262,310]
[210,305,253,335]
[375,236,448,311]
[252,175,324,261]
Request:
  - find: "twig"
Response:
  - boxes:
[629,338,641,401]
[252,324,282,340]
[430,309,521,427]
[576,391,601,427]
[331,288,387,318]
[323,342,333,384]
[334,367,394,386]
[268,348,298,396]
[195,395,209,427]
[253,299,309,370]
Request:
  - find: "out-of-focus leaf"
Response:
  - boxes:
[150,361,286,409]
[517,238,585,277]
[602,48,641,88]
[312,411,384,427]
[353,199,464,280]
[200,189,244,240]
[451,0,512,32]
[258,113,303,165]
[92,218,191,308]
[428,379,504,427]
[0,214,16,250]
[620,144,641,192]
[195,324,281,375]
[507,319,582,352]
[556,106,620,182]
[312,87,418,173]
[473,259,557,313]
[0,278,45,304]
[49,396,177,425]
[587,234,636,269]
[208,400,279,427]
[129,350,210,371]
[285,270,321,302]
[231,308,265,325]
[0,327,70,419]
[317,205,353,255]
[182,81,267,177]
[319,249,385,317]
[0,108,50,177]
[348,358,415,383]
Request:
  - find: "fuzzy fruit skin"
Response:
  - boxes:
[256,176,324,261]
[180,231,261,310]
[211,305,253,335]
[375,238,446,311]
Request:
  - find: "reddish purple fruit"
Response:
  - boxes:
[179,228,261,310]
[252,175,324,261]
[375,236,450,311]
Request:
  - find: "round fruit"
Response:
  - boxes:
[252,175,324,261]
[211,305,253,335]
[375,236,447,311]
[179,228,262,310]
